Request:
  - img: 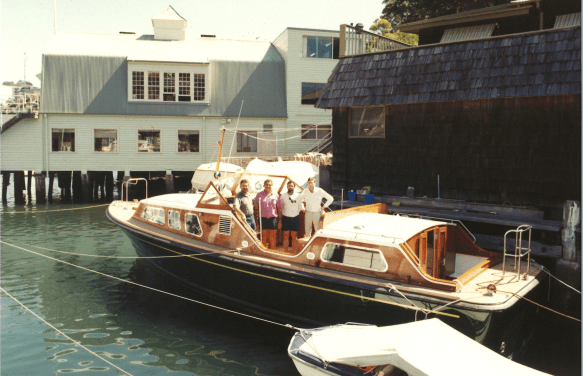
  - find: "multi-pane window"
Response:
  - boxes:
[321,243,387,271]
[163,73,176,101]
[138,130,161,152]
[193,74,205,101]
[148,72,160,100]
[130,69,207,103]
[303,36,340,59]
[301,83,326,105]
[178,73,191,102]
[301,125,331,140]
[178,130,200,152]
[237,131,257,153]
[51,128,75,152]
[349,107,385,138]
[132,71,144,99]
[94,129,117,152]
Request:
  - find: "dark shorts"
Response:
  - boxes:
[282,215,299,232]
[260,217,278,230]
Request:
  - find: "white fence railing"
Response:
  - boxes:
[340,24,410,57]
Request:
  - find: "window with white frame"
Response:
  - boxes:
[94,129,117,152]
[237,131,257,153]
[52,128,75,152]
[301,83,326,105]
[185,213,202,236]
[303,36,340,59]
[301,125,331,140]
[129,64,208,103]
[178,130,200,152]
[349,107,385,138]
[138,130,161,152]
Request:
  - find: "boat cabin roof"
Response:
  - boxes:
[141,193,202,210]
[321,213,447,242]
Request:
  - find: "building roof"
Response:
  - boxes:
[316,27,581,109]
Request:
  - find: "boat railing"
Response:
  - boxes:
[502,225,532,280]
[122,178,148,202]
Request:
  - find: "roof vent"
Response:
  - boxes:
[119,31,136,35]
[152,5,187,41]
[201,34,216,38]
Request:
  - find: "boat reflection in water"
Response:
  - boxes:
[107,170,547,358]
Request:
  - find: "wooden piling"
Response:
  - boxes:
[35,172,47,204]
[72,171,83,203]
[116,171,124,200]
[27,171,33,204]
[81,172,91,203]
[14,171,25,205]
[105,171,114,201]
[561,200,580,262]
[165,172,175,194]
[48,172,55,203]
[58,171,72,202]
[2,171,10,205]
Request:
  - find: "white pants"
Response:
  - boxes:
[304,211,322,237]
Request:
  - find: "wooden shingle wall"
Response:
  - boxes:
[317,27,580,109]
[332,94,581,217]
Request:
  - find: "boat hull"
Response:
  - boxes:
[111,213,545,357]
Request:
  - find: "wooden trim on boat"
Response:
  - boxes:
[455,255,503,286]
[319,203,388,229]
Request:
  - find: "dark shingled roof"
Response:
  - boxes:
[316,27,581,108]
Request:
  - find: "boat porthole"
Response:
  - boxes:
[307,252,315,260]
[242,241,248,247]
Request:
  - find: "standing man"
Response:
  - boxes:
[300,177,333,237]
[280,181,303,253]
[253,179,283,250]
[233,179,255,231]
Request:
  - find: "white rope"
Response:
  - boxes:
[228,100,244,159]
[535,262,581,294]
[224,122,331,143]
[1,240,296,330]
[0,287,134,376]
[2,203,110,214]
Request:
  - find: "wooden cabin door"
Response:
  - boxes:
[433,227,447,279]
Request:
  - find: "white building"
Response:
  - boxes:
[1,6,339,182]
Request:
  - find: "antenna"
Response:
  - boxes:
[53,0,57,35]
[24,53,26,81]
[228,100,244,159]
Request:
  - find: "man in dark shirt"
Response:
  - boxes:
[233,179,256,230]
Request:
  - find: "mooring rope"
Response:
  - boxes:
[1,203,110,215]
[0,287,134,376]
[535,263,581,294]
[495,289,581,323]
[1,240,299,331]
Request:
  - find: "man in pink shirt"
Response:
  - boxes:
[253,179,283,250]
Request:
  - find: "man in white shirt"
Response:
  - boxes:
[300,177,333,237]
[281,181,303,253]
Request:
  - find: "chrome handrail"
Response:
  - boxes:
[503,225,532,280]
[122,178,148,202]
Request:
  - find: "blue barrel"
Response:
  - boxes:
[348,191,356,201]
[365,194,374,204]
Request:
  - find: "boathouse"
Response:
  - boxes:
[317,0,580,218]
[1,5,339,204]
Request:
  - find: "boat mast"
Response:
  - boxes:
[214,127,226,179]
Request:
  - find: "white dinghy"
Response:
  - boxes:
[288,319,551,376]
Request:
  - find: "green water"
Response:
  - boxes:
[1,200,297,375]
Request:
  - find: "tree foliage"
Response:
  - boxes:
[380,0,512,30]
[370,18,419,46]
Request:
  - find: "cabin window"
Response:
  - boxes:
[303,36,340,59]
[185,213,202,236]
[301,124,331,140]
[349,107,385,138]
[301,82,326,105]
[94,129,117,152]
[129,64,208,103]
[236,131,257,153]
[51,128,75,152]
[321,243,387,271]
[178,130,200,152]
[142,207,165,225]
[138,130,161,152]
[168,210,181,230]
[263,124,273,133]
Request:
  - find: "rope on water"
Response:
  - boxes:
[2,203,110,215]
[0,287,134,376]
[496,289,581,323]
[534,262,581,294]
[1,240,299,331]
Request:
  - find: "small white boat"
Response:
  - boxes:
[288,319,551,376]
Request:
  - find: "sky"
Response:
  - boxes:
[0,0,387,99]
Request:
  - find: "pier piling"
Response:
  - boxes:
[26,171,33,204]
[35,172,46,204]
[165,171,174,194]
[14,171,25,205]
[72,171,83,203]
[81,172,91,203]
[48,172,55,203]
[2,171,10,204]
